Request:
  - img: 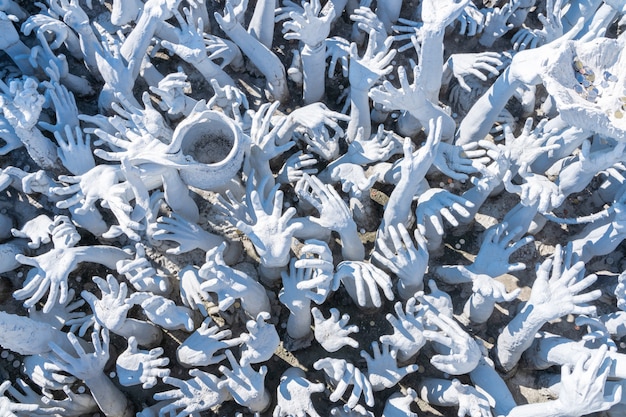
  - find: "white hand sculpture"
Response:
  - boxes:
[247,102,294,164]
[496,244,602,371]
[504,170,564,214]
[346,124,402,165]
[423,310,482,375]
[446,52,504,91]
[326,162,379,198]
[116,243,170,294]
[350,5,387,46]
[239,312,280,365]
[433,141,493,181]
[234,183,302,269]
[294,239,339,304]
[129,292,195,332]
[156,369,229,417]
[116,336,170,389]
[81,274,132,332]
[7,377,97,417]
[246,101,295,171]
[153,212,217,255]
[279,259,314,341]
[148,71,193,116]
[335,261,394,309]
[52,165,142,240]
[21,13,69,50]
[390,17,423,53]
[416,188,474,238]
[416,280,454,319]
[19,169,55,195]
[469,222,534,278]
[53,124,95,176]
[199,242,271,317]
[379,299,426,363]
[0,381,39,417]
[469,145,510,194]
[22,354,76,390]
[556,345,622,415]
[207,78,248,122]
[285,102,349,148]
[312,307,359,352]
[382,389,418,417]
[369,64,426,115]
[39,80,79,134]
[361,342,418,391]
[528,249,601,322]
[456,2,485,36]
[511,27,541,51]
[218,350,270,413]
[177,317,240,367]
[479,3,515,47]
[277,151,318,185]
[1,77,45,132]
[464,273,520,324]
[373,223,429,298]
[161,7,234,88]
[14,231,120,313]
[575,315,617,351]
[295,173,354,234]
[39,384,99,416]
[47,329,109,382]
[348,30,396,92]
[325,36,350,78]
[203,35,245,71]
[28,287,86,330]
[293,123,343,161]
[178,266,210,315]
[109,91,172,140]
[452,379,493,417]
[503,118,560,176]
[313,357,375,408]
[280,0,334,47]
[273,367,325,417]
[91,118,172,167]
[518,0,563,49]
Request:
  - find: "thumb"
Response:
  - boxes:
[127,336,138,352]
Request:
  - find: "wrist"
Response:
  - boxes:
[422,24,445,36]
[336,218,358,236]
[72,20,92,33]
[302,41,325,54]
[350,83,370,95]
[522,303,549,327]
[478,31,498,47]
[83,371,108,389]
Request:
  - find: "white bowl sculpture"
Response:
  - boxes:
[167,106,248,190]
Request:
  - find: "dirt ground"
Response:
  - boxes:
[1,1,625,416]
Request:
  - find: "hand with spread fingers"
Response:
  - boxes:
[312,307,359,352]
[361,342,418,391]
